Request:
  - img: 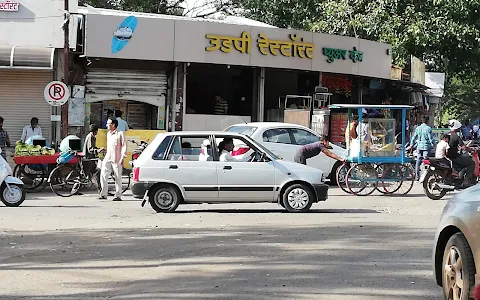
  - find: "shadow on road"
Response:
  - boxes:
[0,223,441,300]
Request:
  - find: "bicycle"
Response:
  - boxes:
[48,152,130,197]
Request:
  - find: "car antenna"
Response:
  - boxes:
[241,117,248,124]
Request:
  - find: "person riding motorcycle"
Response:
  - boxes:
[447,119,476,188]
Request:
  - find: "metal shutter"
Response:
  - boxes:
[0,70,52,142]
[85,69,167,107]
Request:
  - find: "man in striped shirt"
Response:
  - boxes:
[214,95,228,115]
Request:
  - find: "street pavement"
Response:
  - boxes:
[0,183,449,299]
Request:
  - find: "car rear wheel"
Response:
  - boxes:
[442,233,476,300]
[149,185,181,213]
[282,184,313,213]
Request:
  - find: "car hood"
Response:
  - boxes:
[273,159,325,175]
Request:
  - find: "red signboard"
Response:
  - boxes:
[330,112,348,144]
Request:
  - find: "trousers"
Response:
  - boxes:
[100,161,123,198]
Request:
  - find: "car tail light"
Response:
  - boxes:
[422,159,430,165]
[132,153,140,160]
[133,167,140,182]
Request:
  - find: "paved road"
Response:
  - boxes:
[0,184,449,299]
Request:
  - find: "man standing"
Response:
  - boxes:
[407,115,434,180]
[115,110,129,132]
[344,115,359,148]
[214,94,228,115]
[294,135,345,165]
[99,119,126,201]
[0,117,10,160]
[21,117,42,143]
[83,124,104,179]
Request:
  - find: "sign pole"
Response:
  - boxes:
[61,0,70,138]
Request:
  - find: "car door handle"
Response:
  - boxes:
[169,165,178,169]
[223,166,232,170]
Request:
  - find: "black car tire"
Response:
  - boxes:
[282,183,313,213]
[442,232,476,300]
[149,184,181,213]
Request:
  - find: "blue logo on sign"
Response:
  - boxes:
[111,16,138,54]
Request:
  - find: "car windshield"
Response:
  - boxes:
[224,125,258,136]
[243,135,280,160]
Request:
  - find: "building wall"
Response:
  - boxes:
[85,12,392,79]
[0,0,78,48]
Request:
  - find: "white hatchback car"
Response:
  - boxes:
[225,123,347,184]
[131,131,328,213]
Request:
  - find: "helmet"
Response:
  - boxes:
[448,119,462,130]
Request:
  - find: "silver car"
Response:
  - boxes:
[131,132,328,213]
[433,185,480,299]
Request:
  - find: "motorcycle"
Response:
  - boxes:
[0,151,26,207]
[421,142,480,200]
[128,140,148,167]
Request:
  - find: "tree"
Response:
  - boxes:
[225,0,480,120]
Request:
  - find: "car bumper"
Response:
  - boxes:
[131,182,150,199]
[312,183,328,202]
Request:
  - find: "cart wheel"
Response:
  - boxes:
[346,163,377,196]
[376,163,402,195]
[16,164,46,192]
[394,164,415,195]
[336,162,354,194]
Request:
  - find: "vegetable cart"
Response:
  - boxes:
[13,153,79,192]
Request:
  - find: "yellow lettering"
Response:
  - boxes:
[233,31,252,54]
[205,34,221,51]
[220,38,234,53]
[257,34,270,55]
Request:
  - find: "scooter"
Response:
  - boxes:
[128,140,148,167]
[0,150,26,207]
[421,142,480,200]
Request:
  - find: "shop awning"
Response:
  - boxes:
[0,46,54,70]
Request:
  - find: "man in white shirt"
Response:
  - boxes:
[218,138,253,162]
[99,119,127,201]
[115,110,129,132]
[21,117,42,142]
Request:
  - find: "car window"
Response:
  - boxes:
[224,125,258,136]
[152,135,172,160]
[262,128,292,144]
[166,136,213,161]
[289,128,318,145]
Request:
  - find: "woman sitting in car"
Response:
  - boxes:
[218,138,253,162]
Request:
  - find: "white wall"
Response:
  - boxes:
[0,0,78,48]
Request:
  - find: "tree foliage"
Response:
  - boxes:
[224,0,480,120]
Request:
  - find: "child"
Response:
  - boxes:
[435,133,450,159]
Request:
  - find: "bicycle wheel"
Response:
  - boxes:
[346,163,377,196]
[49,165,81,197]
[336,162,353,194]
[376,163,402,195]
[395,164,415,195]
[15,164,46,191]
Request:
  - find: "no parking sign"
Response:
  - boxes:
[44,81,70,106]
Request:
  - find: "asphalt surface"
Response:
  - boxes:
[0,184,448,299]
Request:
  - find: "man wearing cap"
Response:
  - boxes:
[294,135,345,165]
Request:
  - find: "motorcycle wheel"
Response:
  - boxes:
[0,183,26,207]
[422,170,448,200]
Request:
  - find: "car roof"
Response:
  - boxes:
[228,122,311,130]
[161,131,245,137]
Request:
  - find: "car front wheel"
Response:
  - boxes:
[282,184,313,213]
[442,233,476,300]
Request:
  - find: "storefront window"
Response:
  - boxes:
[186,63,253,117]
